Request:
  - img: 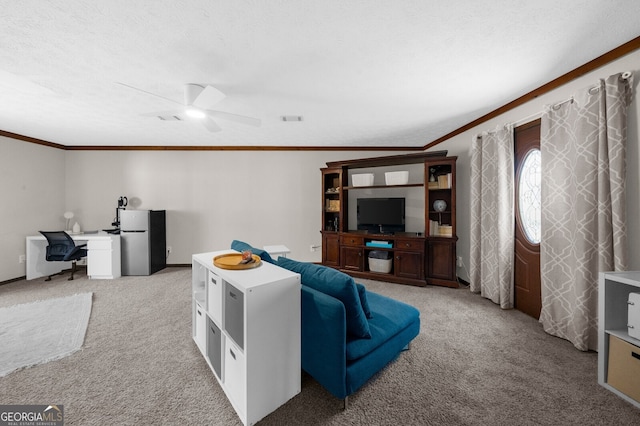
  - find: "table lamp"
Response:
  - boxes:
[64,211,74,232]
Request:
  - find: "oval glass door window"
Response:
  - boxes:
[518,149,541,244]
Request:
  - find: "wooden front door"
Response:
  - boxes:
[514,120,542,319]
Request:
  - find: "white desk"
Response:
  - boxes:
[26,232,121,280]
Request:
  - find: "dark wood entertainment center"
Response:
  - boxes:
[321,152,458,287]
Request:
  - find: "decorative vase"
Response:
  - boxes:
[72,222,81,234]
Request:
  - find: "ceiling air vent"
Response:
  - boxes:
[281,115,303,122]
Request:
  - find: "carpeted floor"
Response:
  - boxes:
[0,267,638,425]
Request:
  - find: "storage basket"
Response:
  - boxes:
[385,171,409,185]
[368,250,392,273]
[438,225,453,237]
[607,335,640,402]
[368,258,392,273]
[325,199,340,212]
[352,173,374,187]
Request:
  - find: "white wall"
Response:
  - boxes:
[434,49,640,280]
[63,150,409,265]
[0,136,66,281]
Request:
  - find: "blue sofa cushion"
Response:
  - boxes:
[230,240,275,264]
[356,283,373,319]
[278,257,371,339]
[346,291,419,361]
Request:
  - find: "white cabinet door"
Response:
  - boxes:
[207,271,223,325]
[194,302,207,354]
[87,249,112,278]
[86,237,121,279]
[224,336,247,417]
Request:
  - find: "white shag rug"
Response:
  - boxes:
[0,292,92,377]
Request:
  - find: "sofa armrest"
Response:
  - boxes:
[301,285,348,399]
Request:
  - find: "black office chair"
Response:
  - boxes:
[39,231,88,281]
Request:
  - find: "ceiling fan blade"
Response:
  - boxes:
[205,110,262,127]
[192,85,226,109]
[202,116,222,132]
[140,110,183,117]
[116,82,183,106]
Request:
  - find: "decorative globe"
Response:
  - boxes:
[433,199,447,212]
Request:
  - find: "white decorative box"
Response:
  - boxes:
[352,173,374,187]
[629,292,640,340]
[385,171,409,185]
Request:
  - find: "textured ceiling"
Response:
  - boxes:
[1,1,639,148]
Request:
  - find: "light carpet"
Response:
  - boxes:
[1,269,639,425]
[0,292,92,377]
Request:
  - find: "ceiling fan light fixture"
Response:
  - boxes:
[185,107,206,119]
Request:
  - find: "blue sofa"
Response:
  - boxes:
[277,257,420,406]
[229,241,420,405]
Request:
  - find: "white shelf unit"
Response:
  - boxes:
[192,250,301,426]
[598,271,640,409]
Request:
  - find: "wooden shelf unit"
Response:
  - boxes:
[320,152,458,287]
[321,168,344,268]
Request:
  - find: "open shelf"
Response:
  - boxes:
[344,183,424,190]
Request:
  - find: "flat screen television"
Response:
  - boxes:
[357,197,405,234]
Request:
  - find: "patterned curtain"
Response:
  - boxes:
[540,72,633,351]
[470,125,515,309]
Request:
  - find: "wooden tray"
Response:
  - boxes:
[213,253,262,270]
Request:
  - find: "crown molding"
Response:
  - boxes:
[423,35,640,150]
[0,130,65,149]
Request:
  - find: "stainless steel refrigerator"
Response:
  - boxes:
[120,209,166,276]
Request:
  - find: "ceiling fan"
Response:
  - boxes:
[117,82,261,132]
